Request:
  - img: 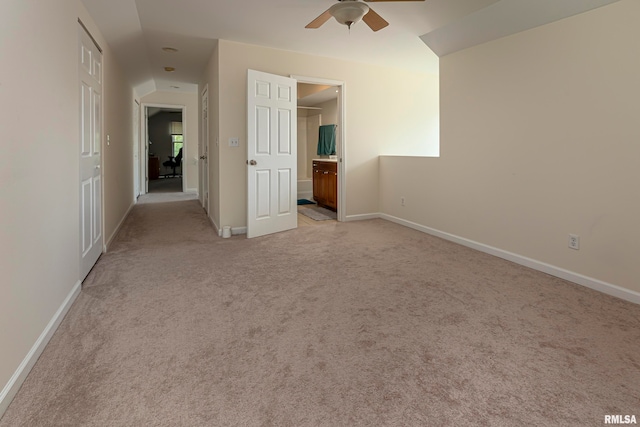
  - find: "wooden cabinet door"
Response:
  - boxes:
[313,166,323,204]
[326,171,337,210]
[312,161,337,210]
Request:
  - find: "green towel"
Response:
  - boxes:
[317,124,337,156]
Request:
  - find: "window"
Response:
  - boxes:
[170,122,183,157]
[172,134,183,157]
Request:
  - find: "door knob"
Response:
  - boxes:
[248,160,257,166]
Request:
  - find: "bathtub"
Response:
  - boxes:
[297,179,313,201]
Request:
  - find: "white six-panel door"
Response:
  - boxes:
[247,70,297,238]
[201,86,209,214]
[79,25,103,280]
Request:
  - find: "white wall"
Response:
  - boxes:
[379,0,640,298]
[103,37,135,248]
[140,91,199,193]
[377,75,439,157]
[315,98,339,160]
[306,113,321,173]
[213,39,439,229]
[0,0,134,415]
[200,42,221,231]
[297,111,309,179]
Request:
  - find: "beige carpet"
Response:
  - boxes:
[2,198,639,426]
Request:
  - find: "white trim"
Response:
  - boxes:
[215,225,247,237]
[231,226,247,236]
[207,214,220,236]
[105,202,134,251]
[141,102,187,195]
[213,224,246,237]
[0,281,82,417]
[186,188,198,194]
[133,99,141,203]
[345,213,380,222]
[181,106,188,193]
[200,85,210,215]
[379,213,640,305]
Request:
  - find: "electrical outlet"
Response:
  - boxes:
[401,197,405,206]
[229,137,239,147]
[568,234,580,250]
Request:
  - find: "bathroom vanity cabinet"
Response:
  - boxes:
[312,160,337,211]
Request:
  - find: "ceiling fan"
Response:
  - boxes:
[306,0,424,32]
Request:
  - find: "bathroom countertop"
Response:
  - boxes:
[312,158,338,163]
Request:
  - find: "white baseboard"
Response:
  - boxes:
[207,217,246,237]
[216,226,246,237]
[0,280,82,417]
[208,215,220,236]
[185,188,198,195]
[345,213,380,222]
[380,213,640,305]
[105,202,135,252]
[231,226,247,236]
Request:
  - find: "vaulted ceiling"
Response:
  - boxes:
[80,0,620,96]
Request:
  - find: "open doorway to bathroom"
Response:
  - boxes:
[144,106,184,194]
[295,76,345,225]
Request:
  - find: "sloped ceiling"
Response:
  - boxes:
[80,0,620,95]
[421,0,621,56]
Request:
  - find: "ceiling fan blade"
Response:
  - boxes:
[306,9,333,29]
[362,7,389,32]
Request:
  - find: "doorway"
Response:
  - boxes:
[293,75,346,223]
[200,86,209,213]
[142,105,186,194]
[133,100,140,201]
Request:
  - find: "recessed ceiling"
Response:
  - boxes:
[80,0,621,96]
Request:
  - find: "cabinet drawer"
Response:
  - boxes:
[312,161,337,173]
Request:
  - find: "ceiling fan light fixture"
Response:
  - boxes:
[330,2,369,29]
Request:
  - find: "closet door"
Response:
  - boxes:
[79,24,103,280]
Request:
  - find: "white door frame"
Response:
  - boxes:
[133,99,140,202]
[291,75,346,222]
[200,85,209,213]
[140,103,187,194]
